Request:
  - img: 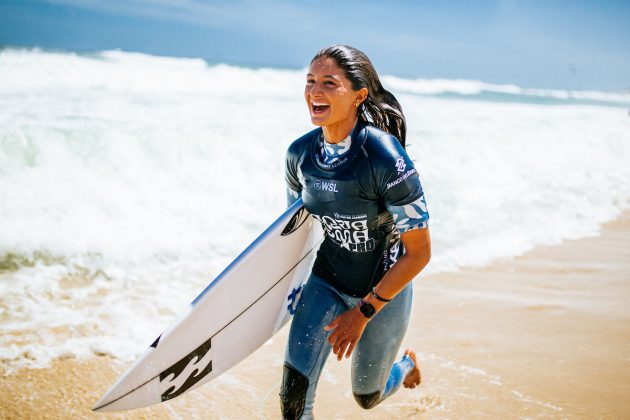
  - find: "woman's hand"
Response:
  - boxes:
[324,306,369,361]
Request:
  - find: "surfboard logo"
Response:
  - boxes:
[281,206,309,236]
[159,337,213,401]
[287,284,304,315]
[150,334,162,348]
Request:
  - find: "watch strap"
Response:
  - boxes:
[371,287,392,302]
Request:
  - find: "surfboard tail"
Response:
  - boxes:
[91,345,163,412]
[92,376,161,412]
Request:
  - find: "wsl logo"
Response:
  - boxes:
[313,179,339,192]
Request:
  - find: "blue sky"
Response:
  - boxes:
[1,0,629,90]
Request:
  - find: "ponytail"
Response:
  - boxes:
[311,45,407,148]
[359,88,407,148]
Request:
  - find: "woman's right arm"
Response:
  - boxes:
[285,141,303,208]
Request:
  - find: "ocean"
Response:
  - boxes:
[1,47,629,371]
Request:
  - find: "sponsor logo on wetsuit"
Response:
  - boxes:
[312,214,375,253]
[395,157,406,174]
[314,153,348,170]
[313,179,339,192]
[382,239,401,272]
[386,168,417,190]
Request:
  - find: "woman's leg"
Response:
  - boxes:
[281,274,347,420]
[350,282,414,408]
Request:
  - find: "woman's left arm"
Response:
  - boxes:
[325,227,431,360]
[371,227,431,303]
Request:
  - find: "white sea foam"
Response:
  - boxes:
[383,75,630,105]
[1,48,629,369]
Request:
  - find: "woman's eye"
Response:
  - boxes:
[324,81,336,86]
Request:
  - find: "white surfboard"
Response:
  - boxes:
[93,199,321,412]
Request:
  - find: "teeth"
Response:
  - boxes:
[312,102,329,107]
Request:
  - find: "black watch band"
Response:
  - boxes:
[371,287,392,302]
[358,299,376,319]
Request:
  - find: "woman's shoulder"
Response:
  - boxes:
[360,125,407,163]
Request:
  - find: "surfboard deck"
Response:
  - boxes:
[93,199,321,412]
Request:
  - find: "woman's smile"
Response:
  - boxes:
[310,101,330,117]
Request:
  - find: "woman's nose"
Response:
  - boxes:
[309,82,323,96]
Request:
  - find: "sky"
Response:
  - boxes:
[1,0,629,90]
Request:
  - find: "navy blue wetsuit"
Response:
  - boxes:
[285,122,429,296]
[282,122,429,419]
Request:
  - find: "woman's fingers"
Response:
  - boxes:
[335,338,352,361]
[329,330,345,349]
[324,309,367,359]
[331,334,358,360]
[324,320,344,347]
[323,316,339,331]
[345,339,357,359]
[327,326,342,346]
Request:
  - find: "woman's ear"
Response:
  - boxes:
[356,87,369,105]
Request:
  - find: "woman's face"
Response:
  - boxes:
[304,57,366,129]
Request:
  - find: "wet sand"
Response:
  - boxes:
[2,212,630,419]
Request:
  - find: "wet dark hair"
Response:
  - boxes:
[311,45,407,148]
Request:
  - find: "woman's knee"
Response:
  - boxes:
[352,390,381,410]
[279,363,309,419]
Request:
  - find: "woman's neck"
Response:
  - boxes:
[322,116,358,144]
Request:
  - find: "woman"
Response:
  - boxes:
[281,45,431,419]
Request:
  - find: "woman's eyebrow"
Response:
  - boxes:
[306,73,339,79]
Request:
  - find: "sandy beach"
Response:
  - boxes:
[2,211,630,419]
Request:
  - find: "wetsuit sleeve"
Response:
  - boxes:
[387,194,429,232]
[374,137,429,232]
[286,188,301,207]
[285,142,303,207]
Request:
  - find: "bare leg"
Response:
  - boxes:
[403,349,421,389]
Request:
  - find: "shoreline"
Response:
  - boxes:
[2,211,630,419]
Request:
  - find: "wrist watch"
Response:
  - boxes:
[358,299,376,319]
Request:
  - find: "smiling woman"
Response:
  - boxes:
[281,45,431,419]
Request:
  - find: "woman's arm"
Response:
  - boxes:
[371,227,431,307]
[325,227,431,360]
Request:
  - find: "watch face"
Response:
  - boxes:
[359,300,375,318]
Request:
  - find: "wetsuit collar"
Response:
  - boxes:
[311,121,367,171]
